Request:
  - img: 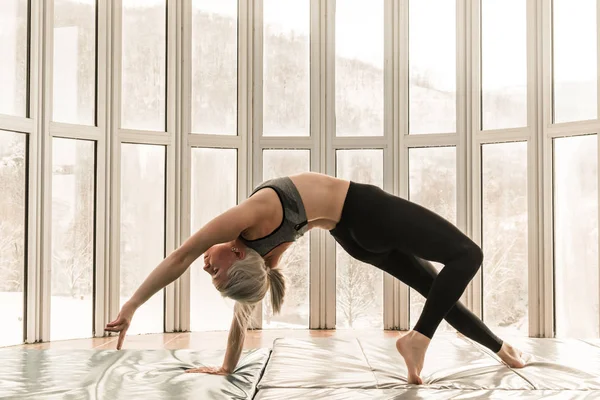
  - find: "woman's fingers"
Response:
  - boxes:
[104,324,125,332]
[185,366,228,375]
[103,306,134,349]
[117,329,128,350]
[186,367,215,374]
[106,317,123,327]
[105,320,127,331]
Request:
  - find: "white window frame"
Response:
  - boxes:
[398,0,466,330]
[324,0,397,330]
[178,0,251,331]
[469,0,538,336]
[539,0,600,337]
[108,0,179,336]
[6,0,600,344]
[0,0,45,344]
[249,0,320,329]
[40,0,109,342]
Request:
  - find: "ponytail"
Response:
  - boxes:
[267,267,286,315]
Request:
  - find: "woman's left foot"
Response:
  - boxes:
[497,342,526,368]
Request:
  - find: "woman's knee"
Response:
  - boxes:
[467,243,484,265]
[447,242,483,276]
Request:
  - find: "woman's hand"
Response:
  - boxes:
[185,366,230,375]
[104,302,136,350]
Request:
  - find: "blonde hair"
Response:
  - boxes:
[217,247,286,328]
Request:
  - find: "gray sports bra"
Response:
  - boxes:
[239,177,309,256]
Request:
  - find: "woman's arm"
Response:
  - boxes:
[185,314,246,375]
[222,314,247,373]
[106,202,260,348]
[127,202,259,309]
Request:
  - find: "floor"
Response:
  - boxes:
[6,329,402,351]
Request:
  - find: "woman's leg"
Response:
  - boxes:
[334,182,488,383]
[379,250,525,381]
[330,183,524,384]
[341,182,484,339]
[378,250,503,353]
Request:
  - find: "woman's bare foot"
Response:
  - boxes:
[497,342,525,368]
[395,330,431,385]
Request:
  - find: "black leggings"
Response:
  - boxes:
[330,181,503,353]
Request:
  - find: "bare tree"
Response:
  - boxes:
[0,134,26,294]
[337,253,378,327]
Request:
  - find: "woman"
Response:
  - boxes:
[105,172,525,384]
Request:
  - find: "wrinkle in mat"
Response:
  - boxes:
[0,348,270,400]
[258,334,533,390]
[467,336,600,390]
[257,338,377,389]
[359,334,533,390]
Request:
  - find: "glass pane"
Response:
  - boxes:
[263,0,310,137]
[553,0,597,123]
[335,149,384,328]
[335,0,384,137]
[190,148,237,331]
[53,0,96,125]
[191,0,237,135]
[0,131,27,346]
[262,150,310,328]
[120,144,166,335]
[554,135,598,338]
[482,142,528,336]
[51,138,95,341]
[121,0,167,131]
[408,147,456,331]
[0,0,28,117]
[481,0,527,130]
[409,0,456,134]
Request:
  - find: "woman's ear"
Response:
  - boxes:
[234,248,245,260]
[232,239,246,259]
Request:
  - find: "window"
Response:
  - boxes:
[120,144,166,335]
[408,147,456,331]
[263,0,310,137]
[335,0,384,137]
[0,0,28,117]
[335,149,384,328]
[554,135,598,338]
[482,142,528,336]
[552,0,597,123]
[0,131,27,346]
[262,149,310,328]
[121,0,167,131]
[190,148,237,331]
[191,0,237,135]
[409,0,456,134]
[51,138,95,341]
[53,0,96,125]
[481,0,527,130]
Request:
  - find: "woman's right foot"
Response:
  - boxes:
[497,342,526,368]
[396,331,430,385]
